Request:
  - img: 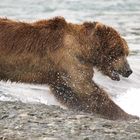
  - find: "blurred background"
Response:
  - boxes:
[0,0,140,116]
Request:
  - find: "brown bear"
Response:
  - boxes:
[0,17,138,120]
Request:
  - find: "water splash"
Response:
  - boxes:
[114,88,140,117]
[0,81,64,107]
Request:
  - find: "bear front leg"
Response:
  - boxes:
[50,82,83,109]
[49,64,138,120]
[50,78,138,120]
[84,84,139,120]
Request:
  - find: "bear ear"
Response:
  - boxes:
[46,17,66,30]
[95,22,104,29]
[95,22,107,37]
[83,22,96,36]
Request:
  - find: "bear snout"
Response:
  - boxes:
[123,69,133,77]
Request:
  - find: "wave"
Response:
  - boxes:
[0,81,140,117]
[114,88,140,117]
[0,81,64,107]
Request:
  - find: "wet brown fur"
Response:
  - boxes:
[0,17,136,120]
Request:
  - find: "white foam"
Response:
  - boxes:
[0,81,140,117]
[114,88,140,117]
[0,81,64,107]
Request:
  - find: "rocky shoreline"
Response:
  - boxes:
[0,101,140,140]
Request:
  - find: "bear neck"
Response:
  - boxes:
[79,31,101,66]
[67,23,101,66]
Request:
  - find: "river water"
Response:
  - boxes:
[0,0,140,117]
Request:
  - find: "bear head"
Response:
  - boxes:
[84,22,132,81]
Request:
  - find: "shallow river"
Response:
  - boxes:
[0,0,140,117]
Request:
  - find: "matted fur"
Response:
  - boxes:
[0,17,137,120]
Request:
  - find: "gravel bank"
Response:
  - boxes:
[0,101,140,140]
